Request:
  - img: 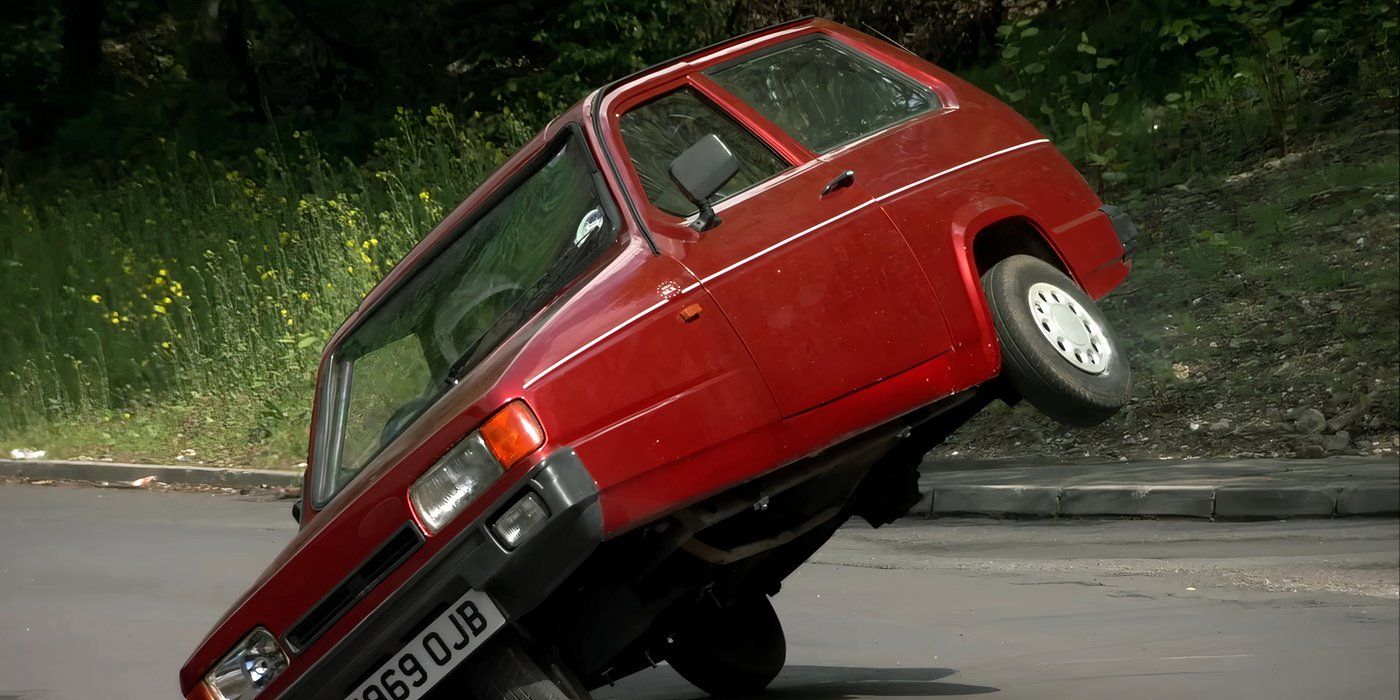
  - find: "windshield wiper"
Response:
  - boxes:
[443,307,520,385]
[441,240,596,386]
[442,285,547,386]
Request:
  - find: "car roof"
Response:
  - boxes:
[594,16,816,103]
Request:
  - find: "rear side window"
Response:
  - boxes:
[709,37,940,153]
[619,89,786,216]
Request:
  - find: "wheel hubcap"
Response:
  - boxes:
[1027,282,1110,374]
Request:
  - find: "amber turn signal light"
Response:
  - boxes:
[480,400,545,468]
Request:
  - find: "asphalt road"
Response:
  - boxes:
[0,484,1396,700]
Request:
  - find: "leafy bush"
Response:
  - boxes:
[968,0,1399,192]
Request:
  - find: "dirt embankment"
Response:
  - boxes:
[933,117,1400,462]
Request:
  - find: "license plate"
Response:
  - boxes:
[345,588,504,700]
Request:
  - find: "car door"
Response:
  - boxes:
[614,86,953,418]
[705,33,1001,346]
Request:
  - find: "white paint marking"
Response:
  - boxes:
[1159,654,1255,661]
[1049,654,1256,665]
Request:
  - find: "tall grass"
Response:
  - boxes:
[0,107,531,463]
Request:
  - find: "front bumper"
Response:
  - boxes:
[1100,204,1140,258]
[230,448,602,700]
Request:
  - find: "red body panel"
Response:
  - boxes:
[180,19,1130,697]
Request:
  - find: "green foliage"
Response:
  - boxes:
[969,0,1400,192]
[0,0,725,175]
[0,107,527,462]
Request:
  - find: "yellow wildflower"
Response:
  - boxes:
[154,304,167,314]
[87,294,102,303]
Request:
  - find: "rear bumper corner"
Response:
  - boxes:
[1099,204,1139,258]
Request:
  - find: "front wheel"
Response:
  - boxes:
[982,255,1130,426]
[667,595,786,697]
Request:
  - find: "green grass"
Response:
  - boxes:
[0,108,530,467]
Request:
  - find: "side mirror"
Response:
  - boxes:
[669,134,739,232]
[292,499,303,524]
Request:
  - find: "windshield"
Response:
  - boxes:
[312,132,615,506]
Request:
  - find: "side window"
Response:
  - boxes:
[619,89,786,216]
[708,37,940,153]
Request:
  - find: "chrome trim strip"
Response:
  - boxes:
[700,198,880,285]
[874,138,1049,204]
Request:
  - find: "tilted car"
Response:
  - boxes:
[180,17,1138,700]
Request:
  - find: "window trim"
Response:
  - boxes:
[703,34,944,155]
[617,86,794,219]
[310,123,620,510]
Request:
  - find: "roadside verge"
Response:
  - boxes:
[0,458,300,490]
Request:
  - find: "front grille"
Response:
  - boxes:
[285,524,424,652]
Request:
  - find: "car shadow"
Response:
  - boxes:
[598,665,1000,699]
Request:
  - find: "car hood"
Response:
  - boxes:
[177,320,537,694]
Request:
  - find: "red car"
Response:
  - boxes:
[181,18,1136,700]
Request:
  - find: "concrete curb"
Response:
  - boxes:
[0,459,301,489]
[915,457,1400,519]
[920,481,1397,518]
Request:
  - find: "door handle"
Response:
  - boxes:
[820,169,856,197]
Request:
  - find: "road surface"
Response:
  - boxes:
[0,483,1395,699]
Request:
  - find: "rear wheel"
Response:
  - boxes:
[668,595,786,697]
[982,255,1130,426]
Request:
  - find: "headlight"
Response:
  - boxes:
[204,627,288,700]
[409,401,545,535]
[410,432,503,533]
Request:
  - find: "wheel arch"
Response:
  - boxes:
[949,198,1075,282]
[966,217,1074,286]
[944,198,1082,386]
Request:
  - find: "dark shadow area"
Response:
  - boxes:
[601,665,999,699]
[765,665,1000,698]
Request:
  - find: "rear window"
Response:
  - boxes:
[708,37,940,153]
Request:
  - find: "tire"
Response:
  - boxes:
[668,595,786,697]
[982,255,1130,426]
[461,631,591,700]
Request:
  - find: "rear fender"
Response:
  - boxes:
[948,197,1066,373]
